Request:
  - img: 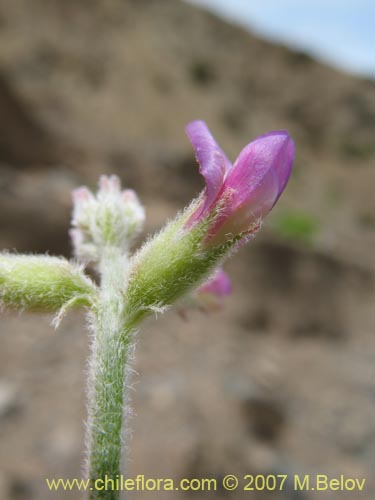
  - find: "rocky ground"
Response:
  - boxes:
[0,1,374,499]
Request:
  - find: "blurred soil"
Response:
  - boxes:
[0,1,374,499]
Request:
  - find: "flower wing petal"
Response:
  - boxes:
[186,120,231,213]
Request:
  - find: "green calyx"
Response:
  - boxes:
[124,209,236,325]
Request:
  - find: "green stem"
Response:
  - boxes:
[86,247,132,499]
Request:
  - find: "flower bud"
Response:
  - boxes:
[71,175,145,262]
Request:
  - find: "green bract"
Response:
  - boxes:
[0,254,96,312]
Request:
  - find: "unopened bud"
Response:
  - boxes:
[71,175,145,262]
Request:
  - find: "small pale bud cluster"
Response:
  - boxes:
[71,175,145,263]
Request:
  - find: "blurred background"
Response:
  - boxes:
[0,0,374,498]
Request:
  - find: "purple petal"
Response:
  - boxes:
[186,121,231,214]
[198,269,232,297]
[224,131,295,214]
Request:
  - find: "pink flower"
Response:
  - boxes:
[185,120,295,244]
[178,269,232,318]
[194,269,232,313]
[197,268,232,298]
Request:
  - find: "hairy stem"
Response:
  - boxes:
[86,247,132,499]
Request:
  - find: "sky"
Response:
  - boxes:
[186,0,375,77]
